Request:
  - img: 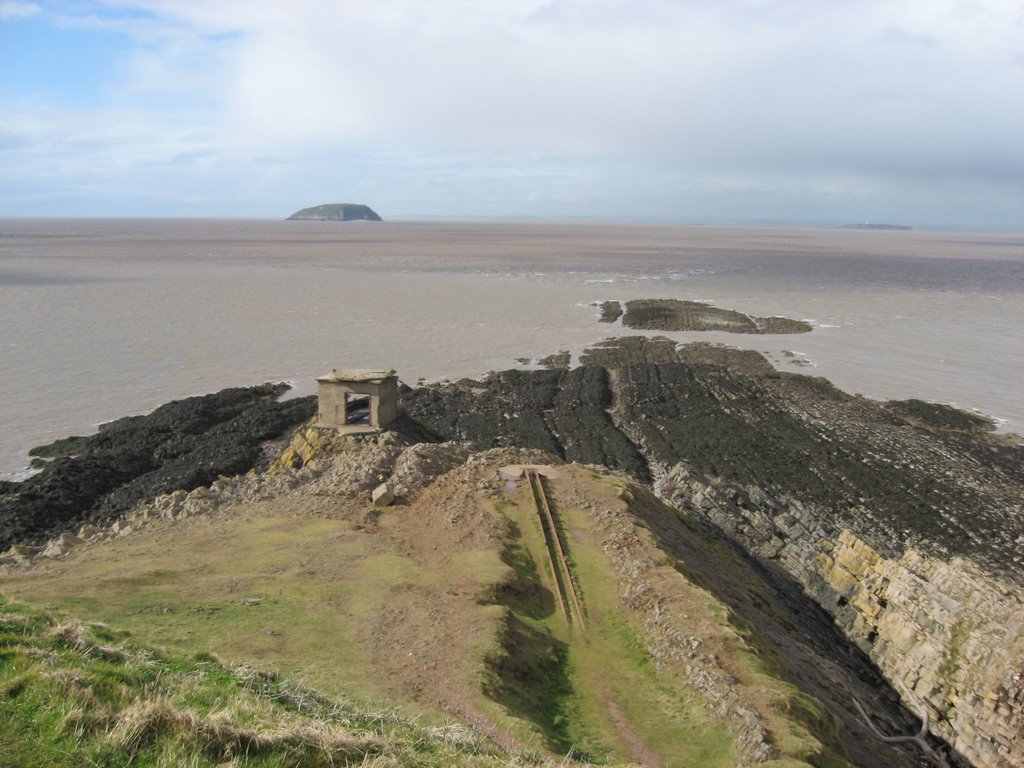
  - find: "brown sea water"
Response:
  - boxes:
[1,218,1022,478]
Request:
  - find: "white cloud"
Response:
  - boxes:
[2,0,1022,223]
[0,1,39,20]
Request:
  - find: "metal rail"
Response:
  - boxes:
[525,468,586,632]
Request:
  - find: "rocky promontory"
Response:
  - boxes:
[286,203,382,221]
[3,339,1022,765]
[402,337,1024,767]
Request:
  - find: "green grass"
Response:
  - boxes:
[0,595,571,767]
[483,491,738,766]
[554,504,737,767]
[1,514,391,702]
[2,462,854,767]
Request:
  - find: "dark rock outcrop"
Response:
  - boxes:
[406,337,1023,577]
[597,300,623,323]
[619,298,813,334]
[404,366,651,481]
[286,203,382,221]
[0,384,316,550]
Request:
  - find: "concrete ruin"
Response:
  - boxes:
[316,369,399,433]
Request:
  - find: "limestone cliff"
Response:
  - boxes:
[659,463,1024,768]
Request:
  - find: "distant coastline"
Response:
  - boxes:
[838,222,912,231]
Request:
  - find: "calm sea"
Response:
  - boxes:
[1,219,1022,479]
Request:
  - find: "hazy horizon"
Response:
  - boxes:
[2,1,1022,230]
[2,213,1022,235]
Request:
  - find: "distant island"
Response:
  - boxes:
[286,203,382,221]
[838,223,912,231]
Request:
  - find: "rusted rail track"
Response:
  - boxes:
[524,468,586,632]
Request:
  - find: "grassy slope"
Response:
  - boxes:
[3,508,383,702]
[1,455,848,766]
[483,491,736,766]
[478,470,846,767]
[0,596,517,767]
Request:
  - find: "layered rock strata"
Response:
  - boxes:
[403,337,1024,767]
[5,336,1021,765]
[659,463,1023,768]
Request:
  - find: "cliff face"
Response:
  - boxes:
[286,203,382,221]
[404,337,1024,767]
[659,463,1024,768]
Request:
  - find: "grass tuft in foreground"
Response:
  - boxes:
[0,596,544,767]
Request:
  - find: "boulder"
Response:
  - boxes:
[41,532,82,558]
[371,484,395,507]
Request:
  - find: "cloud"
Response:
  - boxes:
[2,0,1022,224]
[0,1,39,20]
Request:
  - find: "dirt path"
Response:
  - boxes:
[346,464,516,746]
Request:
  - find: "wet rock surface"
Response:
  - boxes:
[0,384,316,550]
[405,337,1024,578]
[404,365,650,481]
[617,298,813,334]
[596,299,624,323]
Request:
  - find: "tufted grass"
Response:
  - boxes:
[0,595,555,767]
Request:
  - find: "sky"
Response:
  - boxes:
[1,0,1022,228]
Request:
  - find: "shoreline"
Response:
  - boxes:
[3,219,1021,479]
[2,333,1021,483]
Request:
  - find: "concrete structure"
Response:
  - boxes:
[316,369,399,433]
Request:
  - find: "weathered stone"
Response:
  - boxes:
[659,462,1024,768]
[41,532,82,558]
[371,484,394,507]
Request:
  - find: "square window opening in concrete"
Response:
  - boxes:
[317,369,399,433]
[345,392,371,425]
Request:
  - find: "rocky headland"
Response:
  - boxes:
[286,203,383,221]
[401,337,1024,767]
[2,338,1022,766]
